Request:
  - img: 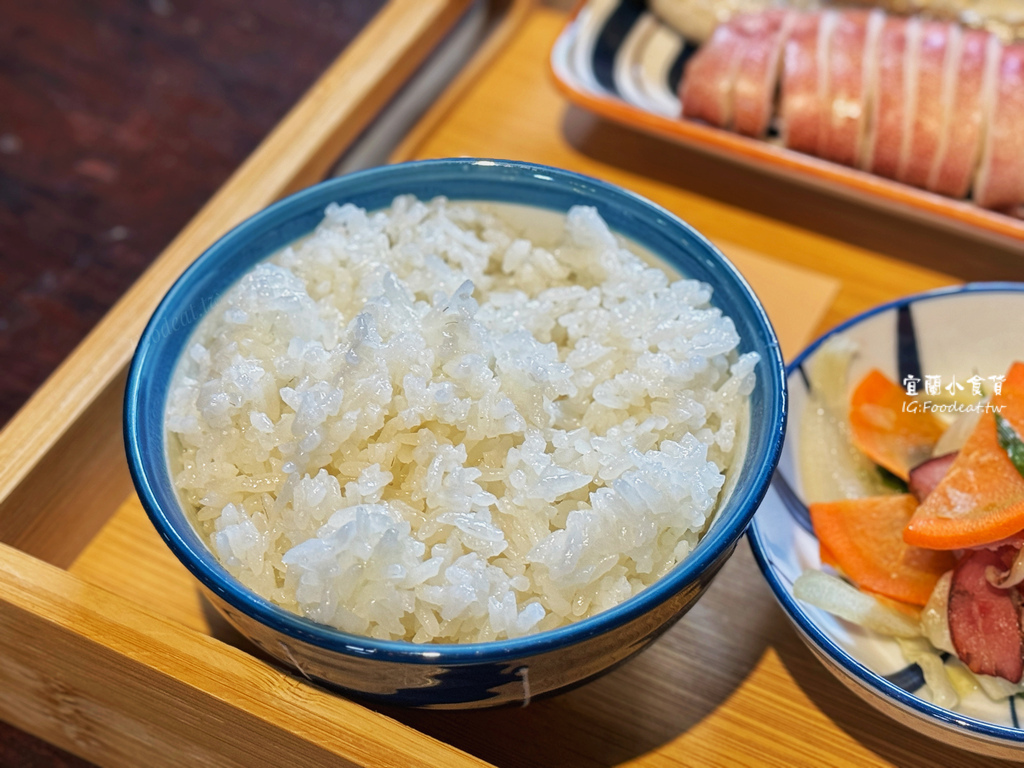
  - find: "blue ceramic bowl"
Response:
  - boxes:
[749,284,1024,760]
[125,158,786,708]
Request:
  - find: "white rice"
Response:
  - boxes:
[166,196,757,644]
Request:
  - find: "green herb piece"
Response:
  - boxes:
[876,465,909,493]
[994,412,1024,479]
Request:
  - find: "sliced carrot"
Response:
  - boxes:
[821,537,924,617]
[904,362,1024,549]
[819,539,840,569]
[874,594,924,620]
[811,494,955,606]
[849,368,946,481]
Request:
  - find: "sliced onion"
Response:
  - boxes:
[793,570,921,637]
[975,671,1024,702]
[946,656,1024,702]
[985,547,1024,589]
[806,335,859,414]
[943,659,982,699]
[920,571,955,655]
[898,637,959,709]
[798,337,891,503]
[932,406,983,457]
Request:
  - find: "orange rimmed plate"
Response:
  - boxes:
[549,0,1024,250]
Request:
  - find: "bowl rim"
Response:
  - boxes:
[748,281,1024,745]
[125,157,787,664]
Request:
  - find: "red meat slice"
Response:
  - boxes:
[733,11,795,138]
[894,18,925,182]
[863,17,911,177]
[974,43,1024,211]
[820,10,879,167]
[781,12,825,154]
[908,452,958,503]
[681,21,746,129]
[856,12,884,169]
[948,547,1023,683]
[682,9,1023,211]
[928,31,998,198]
[900,22,953,188]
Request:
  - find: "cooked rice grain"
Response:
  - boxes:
[166,197,757,643]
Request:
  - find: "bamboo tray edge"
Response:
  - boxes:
[0,1,529,765]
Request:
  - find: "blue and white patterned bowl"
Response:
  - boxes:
[749,283,1024,760]
[125,158,787,708]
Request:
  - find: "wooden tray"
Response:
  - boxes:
[1,1,1017,766]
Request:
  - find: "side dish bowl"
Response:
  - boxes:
[749,283,1024,760]
[125,158,786,708]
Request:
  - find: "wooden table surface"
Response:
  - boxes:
[377,6,1022,765]
[0,1,385,764]
[4,0,1024,765]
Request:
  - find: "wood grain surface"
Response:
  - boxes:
[0,0,474,564]
[390,8,1021,765]
[63,6,1018,767]
[393,6,965,314]
[0,1,388,764]
[5,0,1024,766]
[0,0,387,429]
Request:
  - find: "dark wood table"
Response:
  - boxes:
[0,1,385,763]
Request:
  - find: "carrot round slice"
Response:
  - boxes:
[811,494,955,606]
[904,362,1024,549]
[849,368,945,480]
